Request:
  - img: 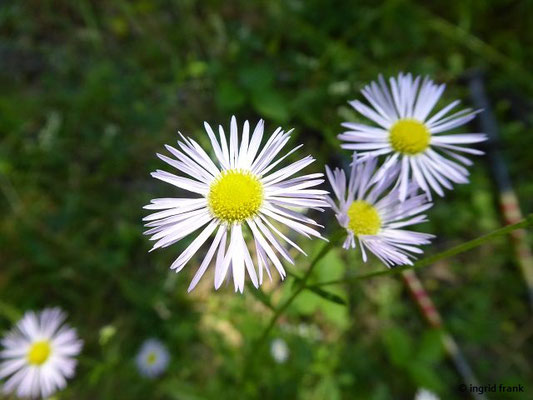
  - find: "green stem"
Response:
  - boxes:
[307,214,533,289]
[253,232,343,349]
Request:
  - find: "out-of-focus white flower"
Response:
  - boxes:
[339,73,486,201]
[326,153,434,266]
[415,388,440,400]
[144,116,329,292]
[0,308,83,399]
[135,339,170,379]
[270,338,289,364]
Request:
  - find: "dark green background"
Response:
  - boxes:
[1,1,532,399]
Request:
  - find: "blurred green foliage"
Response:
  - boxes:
[1,0,532,399]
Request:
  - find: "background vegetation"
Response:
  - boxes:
[1,0,532,399]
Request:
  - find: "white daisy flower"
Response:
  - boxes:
[415,388,440,400]
[339,73,487,201]
[325,154,434,266]
[144,116,329,293]
[270,338,289,364]
[0,308,83,399]
[135,339,169,378]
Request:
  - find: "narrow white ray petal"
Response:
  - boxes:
[261,208,322,239]
[237,120,250,169]
[151,170,208,195]
[230,116,239,168]
[249,127,283,171]
[341,122,389,136]
[241,238,259,289]
[247,219,286,278]
[325,165,344,203]
[149,212,211,251]
[255,238,272,284]
[418,83,445,121]
[252,133,292,175]
[441,149,473,166]
[426,106,474,127]
[361,86,394,122]
[263,203,322,226]
[204,121,230,169]
[0,359,26,379]
[261,156,315,185]
[257,144,304,177]
[400,156,409,201]
[214,228,230,289]
[337,131,388,143]
[349,100,391,128]
[143,199,207,221]
[418,155,452,193]
[431,133,487,144]
[146,208,208,239]
[170,220,218,272]
[425,99,461,125]
[255,217,294,264]
[428,111,480,133]
[431,142,485,155]
[162,145,216,182]
[258,215,307,255]
[217,125,231,170]
[188,226,226,292]
[247,119,265,165]
[267,176,324,192]
[409,157,431,199]
[177,134,221,177]
[230,224,245,293]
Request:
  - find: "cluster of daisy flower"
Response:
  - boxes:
[1,72,484,398]
[0,308,170,398]
[0,308,83,398]
[145,72,485,291]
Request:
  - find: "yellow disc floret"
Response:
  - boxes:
[208,169,263,223]
[147,352,157,365]
[389,119,430,155]
[27,340,51,365]
[347,200,381,236]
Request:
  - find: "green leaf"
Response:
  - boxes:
[292,290,321,315]
[215,80,246,111]
[407,364,443,392]
[239,65,275,90]
[287,268,347,305]
[307,286,347,305]
[382,326,413,366]
[417,329,445,364]
[251,90,289,123]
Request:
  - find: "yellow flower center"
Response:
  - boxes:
[389,119,430,155]
[146,352,157,365]
[208,170,263,223]
[27,341,51,365]
[347,200,381,235]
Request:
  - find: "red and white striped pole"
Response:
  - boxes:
[401,270,487,400]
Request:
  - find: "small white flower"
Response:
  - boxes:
[415,388,440,400]
[135,339,169,379]
[0,308,83,399]
[326,154,434,266]
[339,73,486,201]
[144,116,329,293]
[270,338,289,363]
